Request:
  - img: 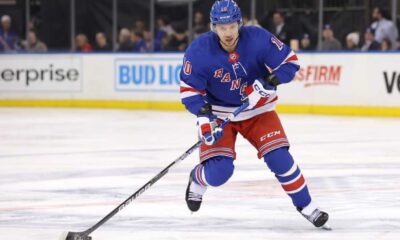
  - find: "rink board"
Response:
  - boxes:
[0,53,399,116]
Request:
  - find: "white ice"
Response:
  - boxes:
[0,108,399,240]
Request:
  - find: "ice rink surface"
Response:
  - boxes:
[0,108,399,240]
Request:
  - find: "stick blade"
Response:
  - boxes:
[320,223,332,231]
[59,231,92,240]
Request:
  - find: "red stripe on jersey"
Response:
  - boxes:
[284,54,298,63]
[180,86,206,94]
[282,175,305,192]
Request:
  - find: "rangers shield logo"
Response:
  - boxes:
[228,51,240,63]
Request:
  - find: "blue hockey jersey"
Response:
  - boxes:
[180,26,299,121]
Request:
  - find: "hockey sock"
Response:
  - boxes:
[264,147,311,208]
[192,156,234,187]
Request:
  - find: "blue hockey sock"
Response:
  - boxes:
[192,156,234,187]
[264,148,311,208]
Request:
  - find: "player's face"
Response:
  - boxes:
[215,22,240,47]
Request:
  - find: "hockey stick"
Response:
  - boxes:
[60,102,249,240]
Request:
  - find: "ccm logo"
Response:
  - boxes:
[260,131,281,141]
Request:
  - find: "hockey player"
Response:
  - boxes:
[180,0,329,229]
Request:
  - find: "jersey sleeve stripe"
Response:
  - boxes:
[181,91,203,99]
[179,80,206,101]
[283,51,300,65]
[180,86,206,95]
[265,50,299,73]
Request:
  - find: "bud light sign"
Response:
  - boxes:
[115,56,182,92]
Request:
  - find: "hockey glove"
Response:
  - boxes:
[197,104,223,145]
[245,78,277,109]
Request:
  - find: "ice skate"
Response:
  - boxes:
[185,171,207,212]
[297,201,331,230]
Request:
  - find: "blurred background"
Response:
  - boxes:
[0,0,399,116]
[0,0,399,53]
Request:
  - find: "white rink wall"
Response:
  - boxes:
[0,53,399,116]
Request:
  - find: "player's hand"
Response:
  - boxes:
[245,79,277,109]
[197,116,223,145]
